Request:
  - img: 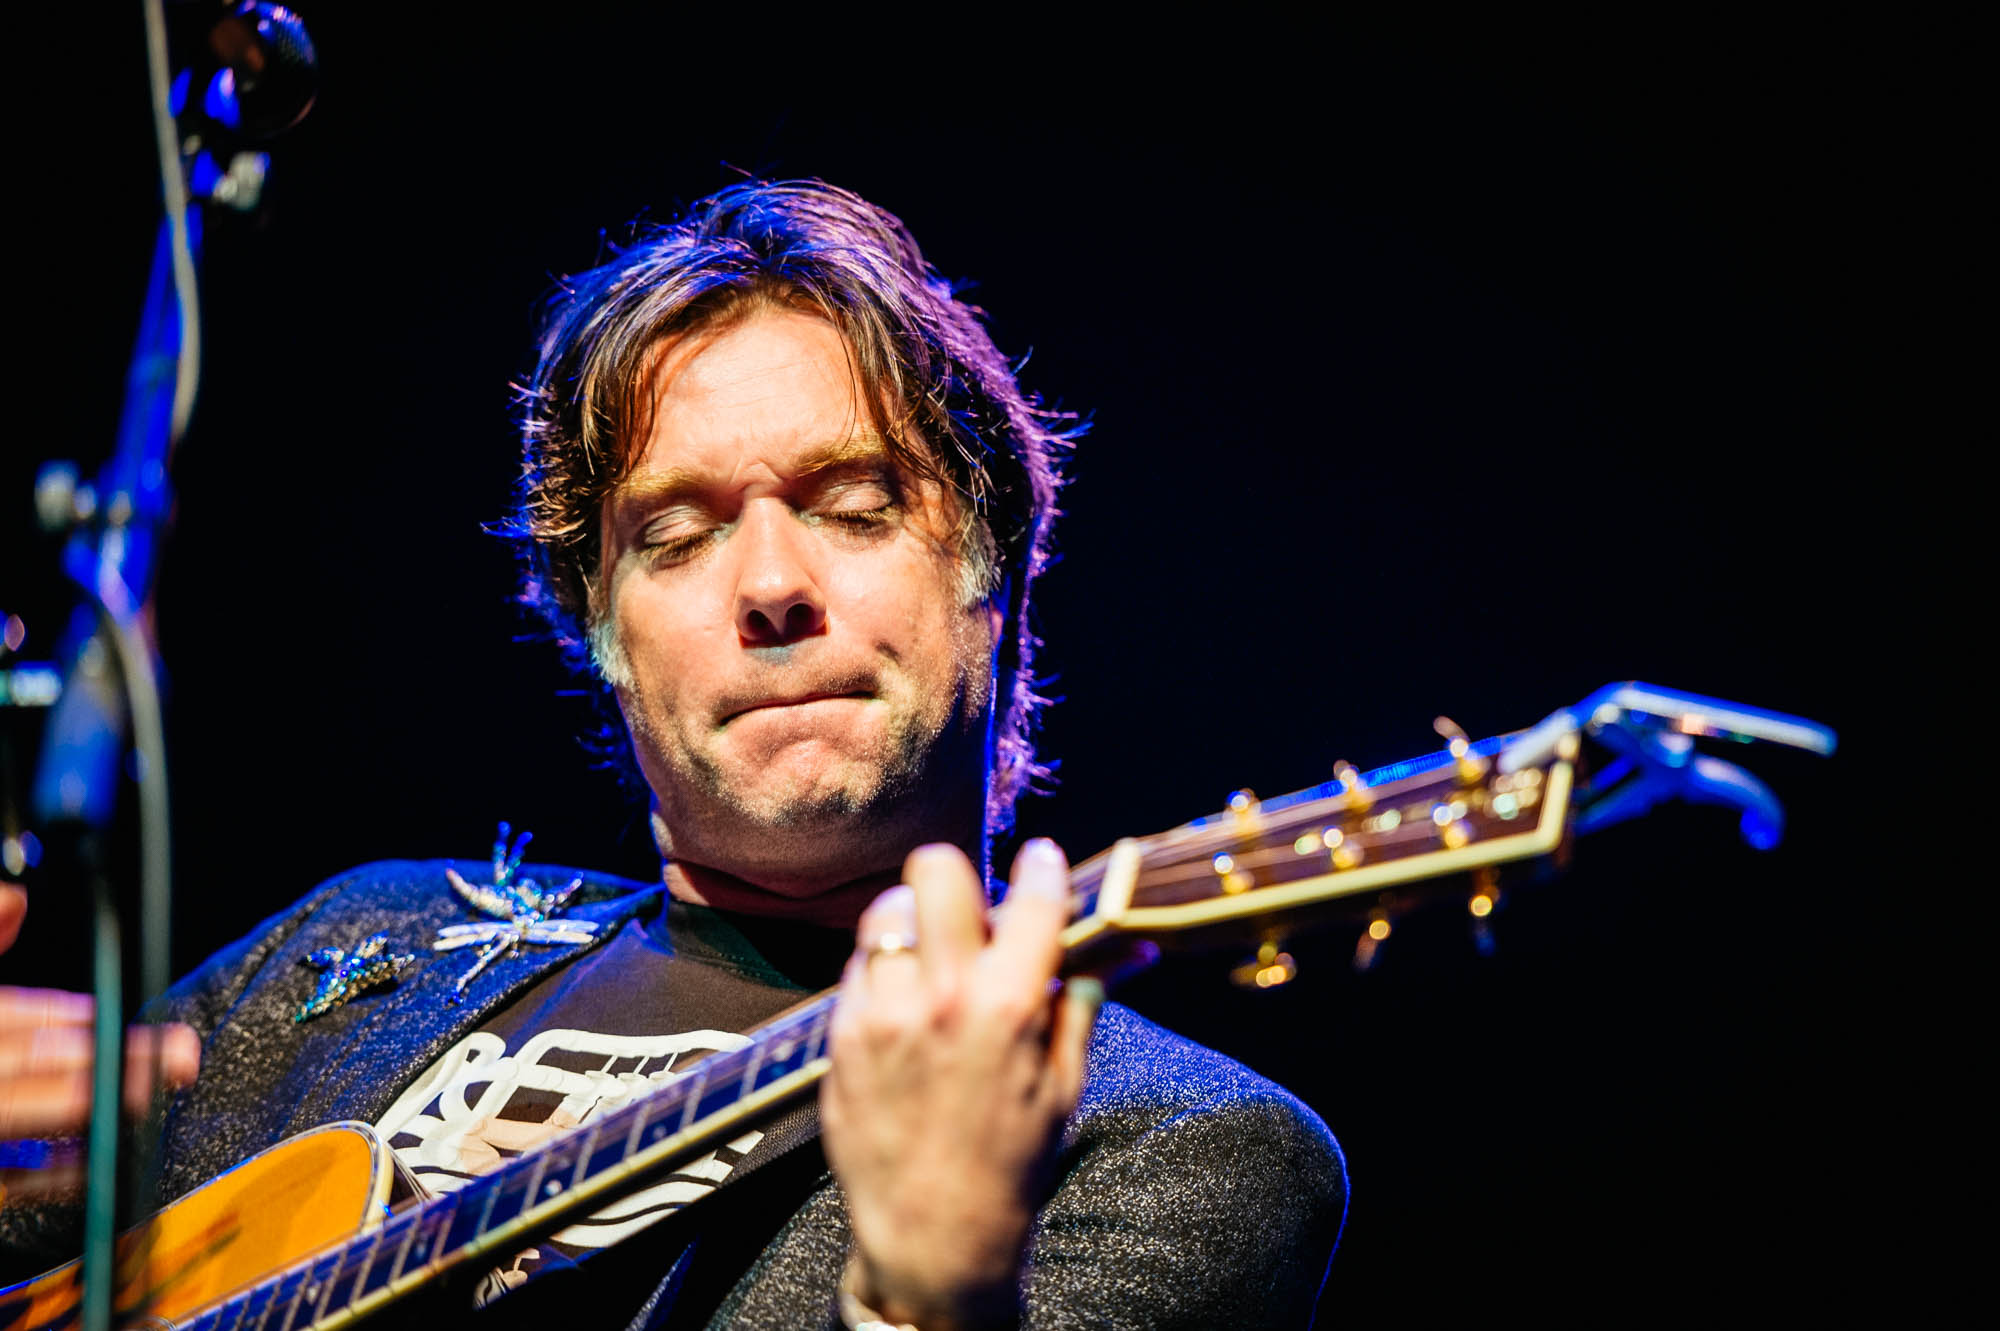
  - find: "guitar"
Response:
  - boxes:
[0,682,1834,1330]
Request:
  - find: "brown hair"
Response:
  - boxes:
[503,180,1076,832]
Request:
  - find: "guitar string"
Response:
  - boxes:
[197,999,836,1327]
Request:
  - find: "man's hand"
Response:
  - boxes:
[821,839,1101,1331]
[0,883,201,1142]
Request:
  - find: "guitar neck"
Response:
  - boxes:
[202,996,839,1330]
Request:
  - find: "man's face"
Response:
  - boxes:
[597,306,998,896]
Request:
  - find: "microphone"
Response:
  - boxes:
[169,2,317,147]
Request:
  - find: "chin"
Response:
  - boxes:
[735,763,909,832]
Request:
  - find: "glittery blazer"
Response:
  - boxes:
[3,860,1348,1328]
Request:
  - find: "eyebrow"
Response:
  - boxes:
[608,433,898,517]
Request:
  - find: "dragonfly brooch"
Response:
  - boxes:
[296,933,415,1023]
[436,822,601,1002]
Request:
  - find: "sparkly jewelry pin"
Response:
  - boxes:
[296,934,415,1023]
[436,822,600,1003]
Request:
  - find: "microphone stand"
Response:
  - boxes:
[20,5,313,1325]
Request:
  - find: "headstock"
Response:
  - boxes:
[1056,682,1834,982]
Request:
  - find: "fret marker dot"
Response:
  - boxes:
[545,1180,563,1195]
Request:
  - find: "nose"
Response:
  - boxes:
[733,501,827,647]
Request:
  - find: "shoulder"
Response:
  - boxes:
[155,858,661,1026]
[278,857,658,914]
[1029,1004,1346,1325]
[206,856,657,941]
[1078,1001,1342,1167]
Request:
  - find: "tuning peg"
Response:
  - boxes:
[1351,913,1392,972]
[1434,716,1490,785]
[1431,798,1475,849]
[1229,939,1298,990]
[1291,824,1364,870]
[1468,868,1500,956]
[1333,761,1374,812]
[1209,851,1255,896]
[1226,788,1262,832]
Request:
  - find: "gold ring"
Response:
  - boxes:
[862,932,919,962]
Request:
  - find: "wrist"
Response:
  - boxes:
[841,1253,1020,1331]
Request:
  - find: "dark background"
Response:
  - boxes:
[5,10,1925,1322]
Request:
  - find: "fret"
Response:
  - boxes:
[253,1266,290,1331]
[343,1223,387,1309]
[443,1180,492,1256]
[262,1264,308,1331]
[473,1165,504,1242]
[582,1111,630,1180]
[183,1300,225,1331]
[694,1065,744,1122]
[779,1003,828,1067]
[223,1290,258,1331]
[383,1209,424,1287]
[240,1268,278,1331]
[293,1248,344,1331]
[677,1069,708,1132]
[532,1140,578,1207]
[422,1194,460,1272]
[516,1149,552,1225]
[570,1122,601,1191]
[308,1245,343,1328]
[740,1036,766,1096]
[481,1166,531,1234]
[635,1088,683,1152]
[622,1095,653,1158]
[311,1244,360,1323]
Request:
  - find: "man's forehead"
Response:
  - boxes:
[608,432,900,508]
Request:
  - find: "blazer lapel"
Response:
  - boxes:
[285,864,664,1134]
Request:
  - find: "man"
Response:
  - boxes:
[2,180,1346,1326]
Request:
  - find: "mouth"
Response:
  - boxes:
[721,691,874,724]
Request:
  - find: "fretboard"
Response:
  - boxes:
[178,991,840,1331]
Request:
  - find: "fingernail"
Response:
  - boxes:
[1065,977,1104,1018]
[1016,838,1067,896]
[165,1024,201,1080]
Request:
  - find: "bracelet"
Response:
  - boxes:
[836,1262,920,1331]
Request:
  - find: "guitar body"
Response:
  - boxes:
[1,1123,395,1330]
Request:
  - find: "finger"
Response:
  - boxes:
[847,884,923,1002]
[0,1024,92,1078]
[121,1023,201,1113]
[990,839,1069,979]
[0,884,25,953]
[854,884,919,953]
[0,1068,93,1137]
[0,985,94,1030]
[0,1022,199,1122]
[0,1160,83,1208]
[1046,977,1104,1114]
[904,844,986,983]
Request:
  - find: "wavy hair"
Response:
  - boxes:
[501,180,1074,834]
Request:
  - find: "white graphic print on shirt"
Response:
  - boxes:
[374,1026,764,1258]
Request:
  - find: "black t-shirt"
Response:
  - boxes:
[372,896,851,1307]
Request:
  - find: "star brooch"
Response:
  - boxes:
[436,822,601,1002]
[296,934,415,1023]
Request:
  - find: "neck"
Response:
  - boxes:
[652,808,988,931]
